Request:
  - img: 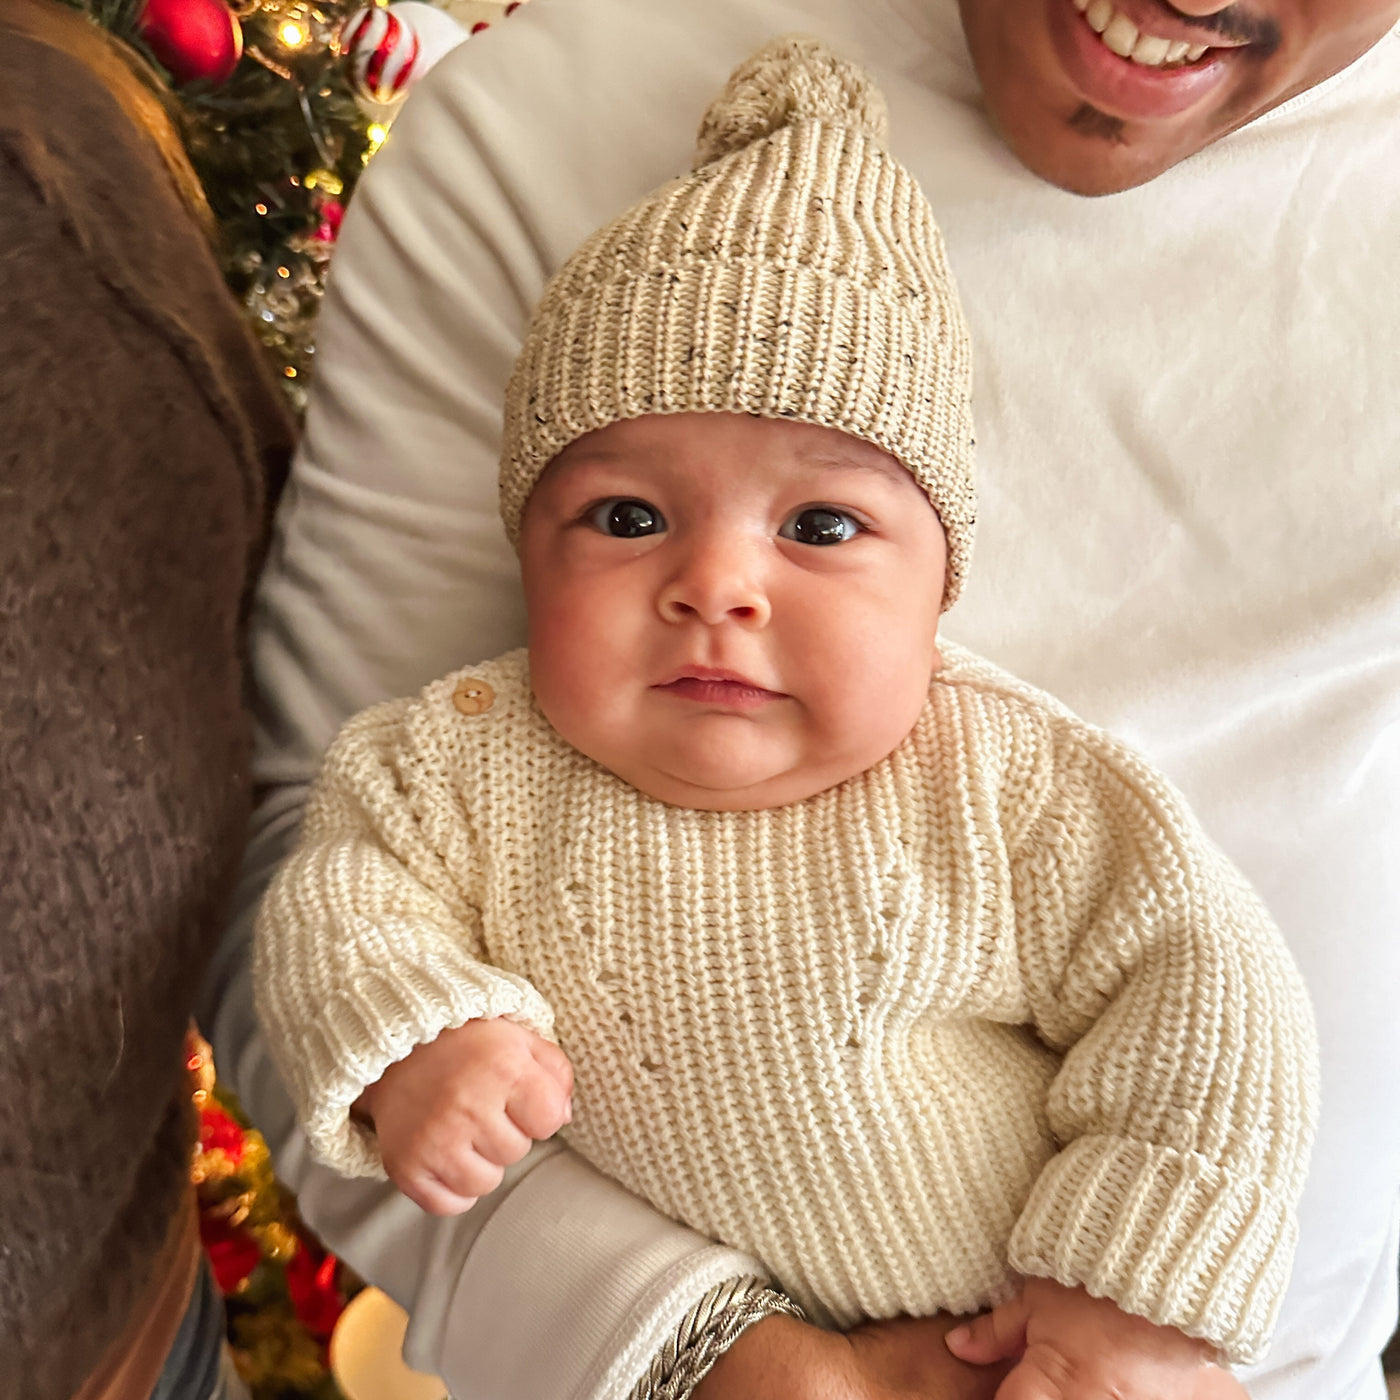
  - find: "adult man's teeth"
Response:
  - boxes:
[1131,33,1171,65]
[1102,13,1138,57]
[1072,0,1218,67]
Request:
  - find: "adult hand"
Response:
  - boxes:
[693,1311,1011,1400]
[944,1279,1248,1400]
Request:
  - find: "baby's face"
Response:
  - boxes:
[519,413,947,811]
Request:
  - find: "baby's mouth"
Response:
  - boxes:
[654,668,785,708]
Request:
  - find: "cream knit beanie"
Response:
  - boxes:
[500,35,977,608]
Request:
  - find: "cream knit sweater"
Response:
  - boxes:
[255,644,1316,1364]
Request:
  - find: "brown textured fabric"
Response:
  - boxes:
[69,1187,200,1400]
[0,3,294,1395]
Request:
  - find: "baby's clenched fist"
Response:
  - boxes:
[356,1017,574,1216]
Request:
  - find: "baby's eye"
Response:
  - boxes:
[587,498,666,538]
[779,507,861,546]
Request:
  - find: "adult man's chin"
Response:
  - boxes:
[957,0,1400,195]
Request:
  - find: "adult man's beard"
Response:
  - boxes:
[1069,103,1126,143]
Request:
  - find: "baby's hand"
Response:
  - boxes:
[945,1277,1245,1400]
[356,1017,574,1216]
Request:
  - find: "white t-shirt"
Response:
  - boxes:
[204,2,1400,1397]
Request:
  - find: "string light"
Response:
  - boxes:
[363,122,390,163]
[303,168,344,197]
[279,19,307,47]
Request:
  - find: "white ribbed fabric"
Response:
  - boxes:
[255,643,1317,1365]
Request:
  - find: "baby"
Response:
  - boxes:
[255,37,1317,1399]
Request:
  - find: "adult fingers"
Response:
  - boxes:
[845,1314,1009,1398]
[989,1354,1065,1400]
[946,1294,1031,1365]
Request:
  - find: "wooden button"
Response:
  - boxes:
[452,678,495,716]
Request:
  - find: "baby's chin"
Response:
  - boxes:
[604,750,872,813]
[552,704,923,812]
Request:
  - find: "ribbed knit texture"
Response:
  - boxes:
[255,645,1317,1365]
[498,36,977,609]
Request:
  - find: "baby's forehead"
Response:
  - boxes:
[547,412,914,489]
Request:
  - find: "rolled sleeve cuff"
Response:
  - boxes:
[299,959,555,1178]
[1009,1134,1299,1365]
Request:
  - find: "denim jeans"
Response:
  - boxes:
[148,1262,248,1400]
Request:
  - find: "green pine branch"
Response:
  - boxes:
[58,0,377,409]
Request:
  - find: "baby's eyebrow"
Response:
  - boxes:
[558,447,629,466]
[549,443,909,486]
[549,450,623,472]
[801,451,909,486]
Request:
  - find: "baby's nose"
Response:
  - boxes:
[657,539,771,627]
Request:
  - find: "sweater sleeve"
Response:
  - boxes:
[1004,718,1318,1365]
[254,695,554,1179]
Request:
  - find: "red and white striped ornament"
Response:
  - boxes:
[340,3,421,104]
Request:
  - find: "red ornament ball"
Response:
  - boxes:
[139,0,243,86]
[314,198,346,243]
[340,5,420,104]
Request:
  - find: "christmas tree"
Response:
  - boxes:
[60,0,492,411]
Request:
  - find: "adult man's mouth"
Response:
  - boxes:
[1049,0,1258,120]
[1073,0,1243,68]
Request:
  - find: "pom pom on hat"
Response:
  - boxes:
[694,34,889,169]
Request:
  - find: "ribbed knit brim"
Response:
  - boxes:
[500,35,977,609]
